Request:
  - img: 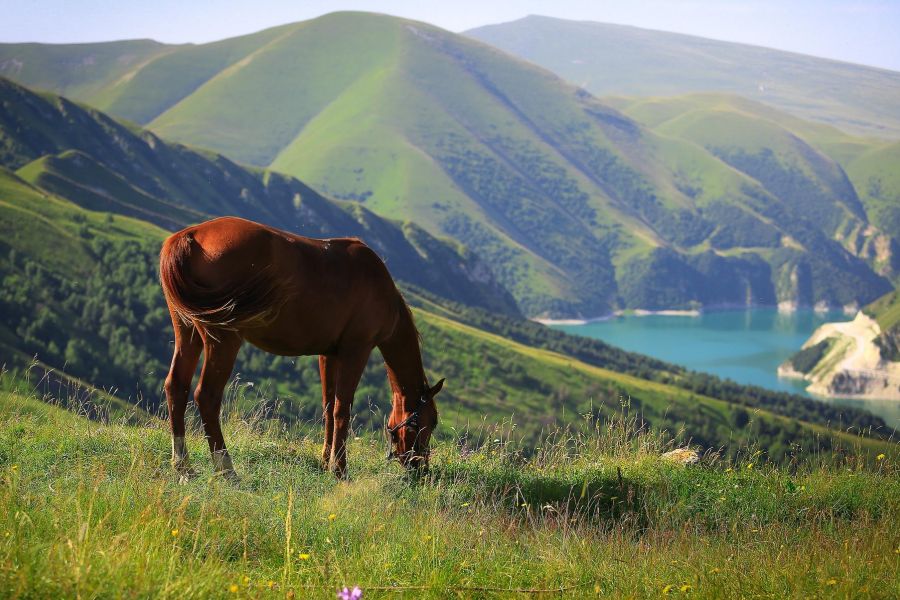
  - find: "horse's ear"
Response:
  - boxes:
[430,378,445,396]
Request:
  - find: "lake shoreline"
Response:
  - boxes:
[532,303,858,326]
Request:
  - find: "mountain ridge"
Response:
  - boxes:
[466,14,900,139]
[0,12,894,316]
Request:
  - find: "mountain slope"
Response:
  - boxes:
[0,76,518,315]
[611,93,900,283]
[466,15,900,139]
[0,13,891,315]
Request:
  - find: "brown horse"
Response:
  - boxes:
[159,216,443,479]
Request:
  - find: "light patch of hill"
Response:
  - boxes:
[466,15,900,139]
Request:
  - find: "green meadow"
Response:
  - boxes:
[2,375,898,599]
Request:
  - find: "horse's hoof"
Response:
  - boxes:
[174,464,197,484]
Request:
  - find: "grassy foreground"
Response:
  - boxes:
[1,378,898,599]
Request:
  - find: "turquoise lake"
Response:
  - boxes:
[552,309,900,428]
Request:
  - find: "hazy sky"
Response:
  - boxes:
[2,0,899,71]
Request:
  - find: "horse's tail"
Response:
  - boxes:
[159,230,283,333]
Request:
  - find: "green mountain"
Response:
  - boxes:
[609,93,900,285]
[1,12,891,316]
[0,77,518,315]
[466,15,900,139]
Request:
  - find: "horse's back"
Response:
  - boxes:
[161,217,401,354]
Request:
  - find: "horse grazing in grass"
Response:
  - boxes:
[159,216,443,479]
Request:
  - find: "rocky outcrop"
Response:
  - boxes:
[778,311,900,400]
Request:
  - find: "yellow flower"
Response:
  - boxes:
[10,465,17,471]
[746,463,754,470]
[662,584,674,595]
[242,576,250,585]
[460,502,470,507]
[229,584,239,593]
[267,580,275,589]
[725,467,733,473]
[876,453,886,461]
[171,529,179,537]
[423,535,433,542]
[328,513,336,522]
[298,553,310,560]
[826,579,837,586]
[680,584,692,592]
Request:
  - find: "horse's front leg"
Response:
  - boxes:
[318,355,336,470]
[330,349,371,480]
[163,310,202,481]
[194,332,242,479]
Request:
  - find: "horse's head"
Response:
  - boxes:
[386,378,444,472]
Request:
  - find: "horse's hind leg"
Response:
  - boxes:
[194,331,242,478]
[319,355,336,471]
[163,309,203,479]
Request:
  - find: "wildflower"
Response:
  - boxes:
[268,580,275,589]
[243,576,250,585]
[229,584,239,593]
[662,584,674,595]
[460,502,470,507]
[876,453,886,461]
[10,465,17,471]
[328,513,337,522]
[725,467,733,473]
[298,553,310,560]
[423,535,433,542]
[826,579,837,586]
[680,584,692,592]
[746,463,754,470]
[171,529,179,537]
[337,586,363,600]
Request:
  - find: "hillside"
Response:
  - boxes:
[0,13,892,315]
[609,93,900,284]
[0,76,517,315]
[1,380,898,598]
[466,15,900,139]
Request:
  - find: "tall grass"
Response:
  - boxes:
[0,374,897,598]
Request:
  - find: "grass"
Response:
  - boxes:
[2,374,898,598]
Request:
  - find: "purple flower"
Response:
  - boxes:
[337,586,362,600]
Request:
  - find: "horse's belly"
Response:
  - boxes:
[242,331,330,357]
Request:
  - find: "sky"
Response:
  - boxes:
[2,0,899,71]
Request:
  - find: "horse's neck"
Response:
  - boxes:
[380,304,425,409]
